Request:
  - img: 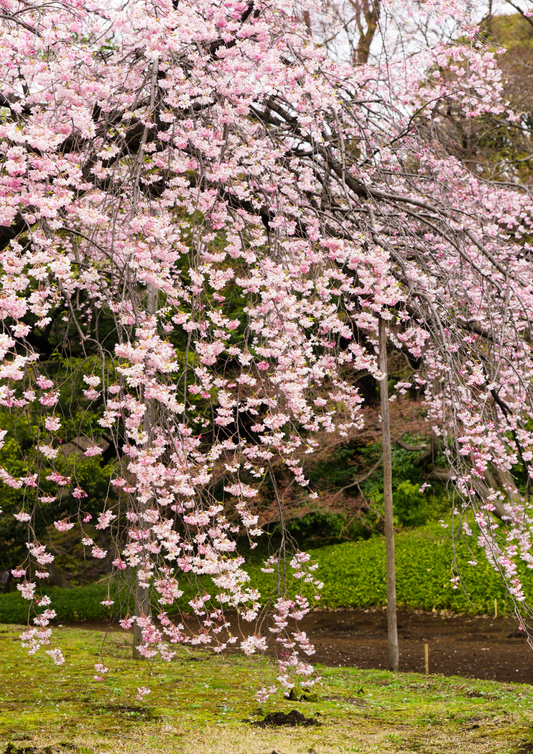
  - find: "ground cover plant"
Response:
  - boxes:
[1,623,533,754]
[0,523,525,624]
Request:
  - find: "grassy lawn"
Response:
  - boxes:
[1,623,532,754]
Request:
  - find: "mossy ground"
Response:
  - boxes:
[1,624,533,753]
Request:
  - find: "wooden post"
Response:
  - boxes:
[424,643,429,675]
[494,598,498,619]
[379,317,399,672]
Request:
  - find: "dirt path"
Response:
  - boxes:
[60,607,533,685]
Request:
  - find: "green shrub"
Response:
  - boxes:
[0,582,117,624]
[246,522,527,614]
[300,525,511,613]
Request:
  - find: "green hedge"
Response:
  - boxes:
[0,522,528,624]
[0,577,203,623]
[246,522,530,614]
[0,581,116,624]
[296,525,515,613]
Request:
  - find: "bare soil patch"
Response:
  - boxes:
[303,607,533,683]
[251,709,320,727]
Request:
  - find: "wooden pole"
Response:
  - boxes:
[494,598,498,619]
[379,317,399,672]
[424,643,429,675]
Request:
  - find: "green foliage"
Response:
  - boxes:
[299,525,510,613]
[0,522,526,624]
[393,480,436,528]
[0,356,119,572]
[279,510,372,544]
[0,572,213,623]
[308,443,360,490]
[358,441,446,527]
[0,583,123,624]
[488,13,533,52]
[291,437,448,544]
[246,522,530,615]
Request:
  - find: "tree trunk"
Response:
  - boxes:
[133,578,151,659]
[379,317,399,672]
[133,284,156,659]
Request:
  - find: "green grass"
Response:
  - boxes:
[0,522,526,625]
[1,623,532,754]
[2,523,529,753]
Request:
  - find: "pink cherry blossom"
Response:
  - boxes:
[14,511,31,522]
[46,649,65,666]
[54,521,74,532]
[84,445,103,457]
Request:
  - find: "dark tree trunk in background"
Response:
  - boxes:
[133,284,156,659]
